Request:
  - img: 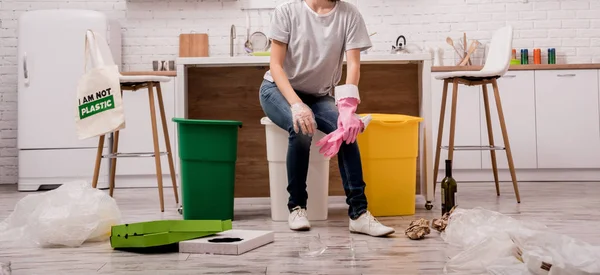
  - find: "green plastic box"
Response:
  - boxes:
[110,220,232,249]
[172,118,243,221]
[111,220,232,236]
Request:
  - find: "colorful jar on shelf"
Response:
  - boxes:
[520,49,529,65]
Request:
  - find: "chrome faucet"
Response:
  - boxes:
[230,24,236,57]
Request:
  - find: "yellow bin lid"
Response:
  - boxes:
[359,113,423,126]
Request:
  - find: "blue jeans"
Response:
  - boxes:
[259,80,368,219]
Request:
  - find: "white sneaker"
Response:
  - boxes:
[349,211,395,237]
[288,206,310,231]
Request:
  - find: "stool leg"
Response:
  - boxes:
[482,83,500,196]
[156,83,179,204]
[492,79,521,203]
[92,135,105,188]
[148,82,166,212]
[433,79,450,192]
[447,79,460,162]
[109,130,120,197]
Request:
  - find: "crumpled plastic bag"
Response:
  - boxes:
[441,207,600,275]
[441,207,547,249]
[444,233,519,274]
[0,261,11,275]
[0,181,121,248]
[512,230,600,275]
[486,257,532,275]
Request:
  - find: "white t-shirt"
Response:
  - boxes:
[263,0,372,96]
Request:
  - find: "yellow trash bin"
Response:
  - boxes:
[357,114,424,216]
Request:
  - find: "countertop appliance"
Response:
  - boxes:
[392,35,407,53]
[17,9,122,191]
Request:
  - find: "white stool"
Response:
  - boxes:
[260,117,331,221]
[85,30,179,212]
[433,25,521,203]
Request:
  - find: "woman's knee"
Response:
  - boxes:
[259,80,314,147]
[313,96,340,134]
[259,81,295,133]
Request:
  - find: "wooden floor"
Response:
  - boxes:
[1,181,600,274]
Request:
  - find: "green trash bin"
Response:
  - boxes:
[172,118,243,221]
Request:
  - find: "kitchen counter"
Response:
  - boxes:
[122,54,430,77]
[171,54,435,209]
[176,54,431,66]
[123,63,600,76]
[118,59,600,200]
[432,63,600,72]
[121,71,177,76]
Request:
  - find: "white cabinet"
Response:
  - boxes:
[116,78,178,186]
[480,71,538,169]
[535,70,600,169]
[431,74,482,170]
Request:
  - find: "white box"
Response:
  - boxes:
[179,230,274,255]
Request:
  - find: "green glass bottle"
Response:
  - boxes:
[441,159,457,215]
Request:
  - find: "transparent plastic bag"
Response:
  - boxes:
[0,181,121,248]
[292,234,398,260]
[441,207,600,275]
[512,230,600,275]
[444,234,516,274]
[486,257,532,275]
[441,207,546,250]
[0,261,11,275]
[294,235,370,259]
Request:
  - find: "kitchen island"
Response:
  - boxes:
[174,54,435,210]
[119,61,600,209]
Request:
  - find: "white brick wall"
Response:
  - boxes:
[0,0,599,184]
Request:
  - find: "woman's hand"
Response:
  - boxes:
[291,102,317,136]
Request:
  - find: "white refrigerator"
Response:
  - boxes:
[17,9,122,191]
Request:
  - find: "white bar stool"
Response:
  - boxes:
[433,26,521,203]
[85,30,179,212]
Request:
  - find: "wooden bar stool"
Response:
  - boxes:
[85,31,179,212]
[433,26,521,203]
[91,80,179,212]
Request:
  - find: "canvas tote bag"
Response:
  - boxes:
[75,30,125,140]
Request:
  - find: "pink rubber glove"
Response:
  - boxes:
[335,84,363,144]
[337,98,362,144]
[316,128,345,158]
[316,115,372,157]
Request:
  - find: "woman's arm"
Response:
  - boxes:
[270,40,302,105]
[345,48,361,86]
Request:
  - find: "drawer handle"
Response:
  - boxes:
[557,74,576,77]
[23,52,29,86]
[503,75,516,78]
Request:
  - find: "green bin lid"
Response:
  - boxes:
[172,118,243,127]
